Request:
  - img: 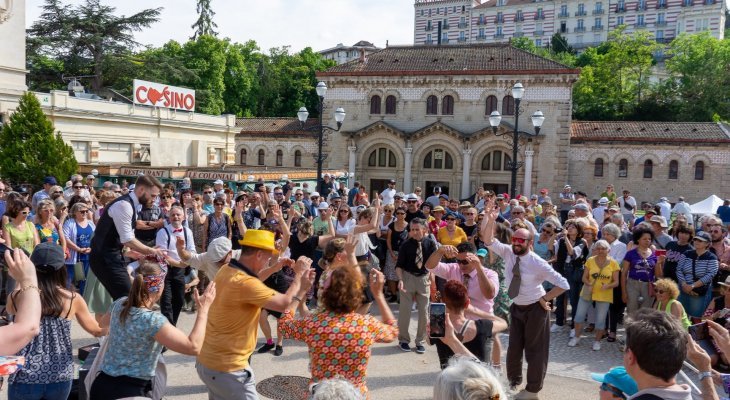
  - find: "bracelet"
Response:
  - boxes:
[18,285,41,295]
[292,296,302,303]
[698,371,712,381]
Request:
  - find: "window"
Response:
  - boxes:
[385,95,397,114]
[668,160,678,179]
[276,150,283,167]
[99,142,131,163]
[618,158,628,177]
[481,150,512,171]
[594,158,604,177]
[258,149,265,166]
[637,14,645,26]
[481,153,491,170]
[502,95,515,115]
[695,161,705,180]
[71,141,89,163]
[442,95,454,115]
[578,3,585,13]
[423,149,454,169]
[294,150,302,167]
[485,95,498,114]
[370,95,381,114]
[617,16,624,25]
[560,4,568,15]
[535,39,542,46]
[426,95,439,115]
[367,148,397,168]
[240,148,247,165]
[643,159,653,178]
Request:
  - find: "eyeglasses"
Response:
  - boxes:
[203,191,213,194]
[512,211,523,215]
[600,383,625,399]
[542,229,553,234]
[446,218,456,221]
[295,193,303,196]
[73,186,83,189]
[274,192,284,196]
[161,195,172,199]
[339,210,349,213]
[396,212,406,215]
[512,237,528,244]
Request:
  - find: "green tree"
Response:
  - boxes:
[191,0,218,40]
[550,33,573,54]
[27,0,161,92]
[0,93,77,186]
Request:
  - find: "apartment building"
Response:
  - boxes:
[319,41,381,65]
[413,0,726,49]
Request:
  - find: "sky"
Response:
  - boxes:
[25,0,415,53]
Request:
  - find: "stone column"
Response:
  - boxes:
[461,148,472,199]
[348,145,357,181]
[403,146,413,193]
[523,149,535,197]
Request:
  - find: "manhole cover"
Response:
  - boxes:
[257,375,310,400]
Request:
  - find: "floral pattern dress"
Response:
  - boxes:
[279,310,398,398]
[485,255,511,322]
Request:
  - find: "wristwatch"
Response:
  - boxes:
[698,371,712,381]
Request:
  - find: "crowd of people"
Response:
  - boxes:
[2,174,730,400]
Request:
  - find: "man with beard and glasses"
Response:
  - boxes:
[480,198,569,400]
[90,175,166,300]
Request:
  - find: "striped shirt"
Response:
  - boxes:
[676,250,719,287]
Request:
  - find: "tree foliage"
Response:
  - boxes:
[0,93,78,186]
[191,0,218,40]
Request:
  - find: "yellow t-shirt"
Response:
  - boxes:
[582,257,620,303]
[437,226,467,246]
[197,264,276,372]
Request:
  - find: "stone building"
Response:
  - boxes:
[319,41,382,65]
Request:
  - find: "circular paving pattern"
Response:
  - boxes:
[257,375,310,400]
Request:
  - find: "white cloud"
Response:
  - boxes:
[25,0,414,52]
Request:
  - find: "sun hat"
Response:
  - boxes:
[598,197,609,205]
[433,206,445,213]
[650,215,668,228]
[239,230,279,254]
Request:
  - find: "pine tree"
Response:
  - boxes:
[0,92,78,186]
[190,0,218,40]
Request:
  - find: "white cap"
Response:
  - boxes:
[317,202,330,210]
[205,237,232,263]
[311,191,320,197]
[213,179,224,185]
[598,197,609,205]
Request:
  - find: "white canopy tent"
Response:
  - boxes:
[689,195,724,215]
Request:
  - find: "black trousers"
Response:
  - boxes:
[89,371,152,400]
[90,249,131,301]
[608,283,626,333]
[161,267,185,325]
[507,302,550,393]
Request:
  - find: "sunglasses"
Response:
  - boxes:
[295,193,303,196]
[214,203,225,206]
[542,229,553,234]
[656,289,666,294]
[114,190,122,194]
[396,212,406,215]
[53,191,63,194]
[512,211,523,215]
[73,186,83,189]
[407,200,417,203]
[274,193,284,196]
[21,211,29,215]
[457,259,470,265]
[339,210,349,213]
[161,196,172,199]
[446,218,456,221]
[600,383,625,399]
[512,237,528,244]
[203,191,213,194]
[78,209,89,214]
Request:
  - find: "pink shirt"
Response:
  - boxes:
[432,262,500,317]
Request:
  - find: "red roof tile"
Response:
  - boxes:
[319,43,579,77]
[571,121,730,143]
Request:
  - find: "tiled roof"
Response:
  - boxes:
[319,44,579,76]
[571,121,730,143]
[236,118,318,136]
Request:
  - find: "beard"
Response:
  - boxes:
[512,244,529,256]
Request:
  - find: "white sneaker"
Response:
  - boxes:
[567,337,580,347]
[569,328,576,338]
[592,341,601,351]
[549,323,562,333]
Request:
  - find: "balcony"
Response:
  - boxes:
[425,25,433,31]
[636,3,648,10]
[425,39,435,45]
[534,13,545,20]
[443,24,451,29]
[495,17,504,23]
[534,30,544,36]
[558,11,569,17]
[477,18,487,25]
[575,10,587,16]
[656,1,667,8]
[514,15,525,22]
[513,31,525,37]
[574,26,586,32]
[656,20,668,26]
[476,34,487,40]
[703,0,714,4]
[458,22,468,28]
[592,25,604,30]
[593,9,605,14]
[681,0,692,6]
[457,37,468,42]
[615,5,626,12]
[635,22,646,28]
[494,33,505,39]
[442,38,450,43]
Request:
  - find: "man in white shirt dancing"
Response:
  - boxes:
[480,198,569,400]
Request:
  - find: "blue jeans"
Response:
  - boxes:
[9,381,72,400]
[679,290,711,318]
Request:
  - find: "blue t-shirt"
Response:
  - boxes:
[102,297,168,379]
[718,205,730,224]
[76,223,94,262]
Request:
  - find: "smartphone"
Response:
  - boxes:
[429,303,446,338]
[0,244,30,267]
[655,249,667,257]
[689,322,718,357]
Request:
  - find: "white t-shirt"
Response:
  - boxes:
[335,218,356,236]
[618,196,637,216]
[593,206,607,225]
[380,188,396,206]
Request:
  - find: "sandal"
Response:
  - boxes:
[607,333,616,342]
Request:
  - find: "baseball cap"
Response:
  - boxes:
[574,203,590,211]
[329,193,341,200]
[310,191,320,198]
[439,194,449,200]
[317,202,330,210]
[433,186,442,193]
[591,367,638,397]
[43,176,57,185]
[388,179,396,184]
[206,237,232,263]
[31,242,66,271]
[530,194,539,200]
[563,184,571,189]
[476,248,488,258]
[650,215,668,228]
[394,192,405,199]
[539,188,548,194]
[86,175,96,180]
[213,179,224,185]
[323,173,330,178]
[694,231,711,242]
[598,197,609,205]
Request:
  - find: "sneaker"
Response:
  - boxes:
[399,342,411,352]
[274,345,283,356]
[569,328,576,338]
[549,323,562,333]
[514,389,540,400]
[257,342,275,353]
[415,344,426,354]
[567,337,580,347]
[592,341,601,351]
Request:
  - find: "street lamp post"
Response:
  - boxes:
[489,82,545,199]
[297,82,346,193]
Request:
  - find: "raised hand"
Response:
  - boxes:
[5,248,37,287]
[194,282,217,312]
[344,234,359,256]
[294,256,313,275]
[370,269,386,295]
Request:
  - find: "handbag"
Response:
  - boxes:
[691,256,709,296]
[73,262,86,283]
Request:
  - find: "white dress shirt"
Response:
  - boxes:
[155,223,195,263]
[487,241,570,306]
[106,191,141,244]
[608,240,628,264]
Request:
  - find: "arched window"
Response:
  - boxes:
[370,95,381,114]
[423,149,454,169]
[485,95,498,115]
[668,160,678,179]
[502,95,515,115]
[643,159,653,179]
[385,95,397,114]
[618,158,628,177]
[481,150,512,171]
[258,149,265,166]
[426,95,439,115]
[240,149,247,165]
[695,161,705,180]
[442,95,454,115]
[294,150,302,167]
[367,148,397,168]
[594,158,604,177]
[276,150,283,167]
[481,153,491,170]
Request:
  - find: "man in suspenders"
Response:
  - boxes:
[156,205,196,325]
[90,175,166,300]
